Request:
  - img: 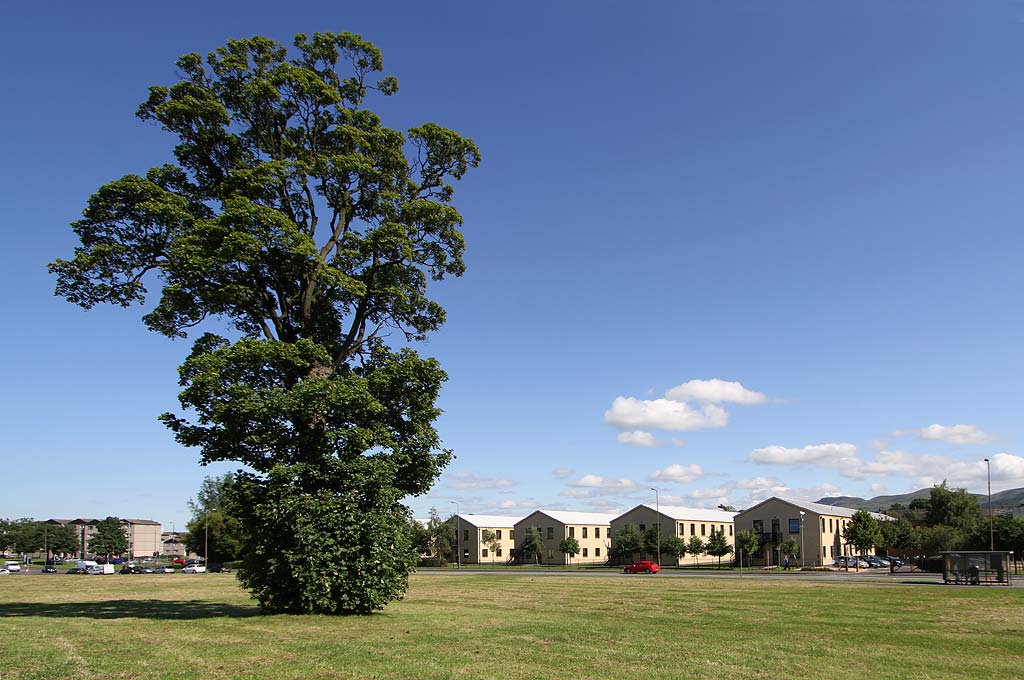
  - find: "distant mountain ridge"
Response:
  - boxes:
[816,487,1024,512]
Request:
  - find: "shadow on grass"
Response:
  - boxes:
[0,599,264,620]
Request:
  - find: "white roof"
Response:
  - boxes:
[526,509,618,525]
[456,514,521,528]
[639,504,737,523]
[772,497,892,521]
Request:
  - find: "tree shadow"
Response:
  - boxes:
[0,599,264,620]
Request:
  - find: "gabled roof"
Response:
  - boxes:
[636,504,737,523]
[522,509,618,525]
[745,496,892,521]
[122,519,161,525]
[456,514,522,528]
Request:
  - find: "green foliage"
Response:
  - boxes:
[559,536,580,563]
[778,538,799,561]
[233,473,416,614]
[705,529,734,567]
[965,514,1024,554]
[90,517,129,557]
[518,527,543,564]
[6,519,45,554]
[610,522,642,564]
[880,515,919,551]
[908,498,931,512]
[424,508,454,562]
[663,536,687,563]
[686,536,705,567]
[734,529,760,567]
[45,524,81,556]
[916,524,965,554]
[50,31,479,614]
[185,474,244,563]
[842,511,883,559]
[409,517,431,556]
[925,482,983,533]
[481,529,501,564]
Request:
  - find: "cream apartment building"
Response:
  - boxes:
[514,510,617,565]
[452,514,520,564]
[611,504,737,566]
[734,497,891,567]
[47,517,163,558]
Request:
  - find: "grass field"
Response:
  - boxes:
[1,573,1021,679]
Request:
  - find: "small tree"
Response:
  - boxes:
[611,522,642,565]
[90,517,129,558]
[425,508,454,563]
[706,528,733,568]
[842,510,883,571]
[880,515,918,553]
[559,536,580,566]
[518,527,543,565]
[663,536,687,566]
[778,537,799,567]
[408,517,431,556]
[481,529,501,565]
[686,536,705,568]
[734,529,760,569]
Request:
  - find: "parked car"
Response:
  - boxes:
[185,559,205,567]
[623,561,660,574]
[859,556,887,568]
[209,564,232,574]
[158,566,175,573]
[66,567,88,574]
[0,568,10,576]
[172,557,187,565]
[42,565,58,574]
[182,564,207,574]
[3,562,21,573]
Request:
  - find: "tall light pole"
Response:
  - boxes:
[984,458,994,550]
[650,487,661,567]
[799,511,805,568]
[449,500,460,569]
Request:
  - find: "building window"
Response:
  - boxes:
[829,518,833,532]
[569,526,575,538]
[496,530,502,540]
[729,525,733,536]
[497,548,502,557]
[547,527,554,540]
[701,524,706,536]
[546,549,553,559]
[464,529,469,541]
[595,548,601,557]
[582,548,588,557]
[595,527,600,538]
[639,524,646,533]
[679,523,685,536]
[789,519,800,534]
[691,523,696,535]
[482,549,488,558]
[582,527,588,539]
[821,518,826,533]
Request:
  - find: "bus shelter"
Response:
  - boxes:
[942,551,1011,586]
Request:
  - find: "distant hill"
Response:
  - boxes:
[817,487,1024,512]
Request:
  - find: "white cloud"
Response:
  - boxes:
[869,439,890,451]
[617,430,663,448]
[665,379,769,405]
[749,442,858,466]
[569,474,639,491]
[894,424,995,446]
[648,463,705,483]
[551,468,575,478]
[870,483,886,494]
[919,452,1024,492]
[604,397,728,432]
[446,472,517,490]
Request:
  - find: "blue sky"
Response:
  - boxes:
[3,1,1023,530]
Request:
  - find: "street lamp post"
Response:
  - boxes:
[450,500,460,569]
[650,487,661,567]
[984,458,994,551]
[799,511,805,568]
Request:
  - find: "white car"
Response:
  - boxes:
[3,562,20,573]
[182,564,207,574]
[0,568,10,576]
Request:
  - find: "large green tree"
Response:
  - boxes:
[925,482,983,533]
[517,527,543,565]
[610,523,642,565]
[842,511,883,570]
[733,529,761,568]
[706,528,734,568]
[90,517,129,557]
[50,32,479,614]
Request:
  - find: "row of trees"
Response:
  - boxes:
[608,523,734,568]
[0,517,131,559]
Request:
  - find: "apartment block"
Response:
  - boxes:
[611,504,737,566]
[514,510,617,565]
[451,514,520,564]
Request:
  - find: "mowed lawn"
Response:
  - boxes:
[1,573,1022,679]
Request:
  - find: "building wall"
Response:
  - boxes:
[455,523,516,564]
[734,499,870,567]
[125,523,162,558]
[514,512,610,565]
[611,507,735,566]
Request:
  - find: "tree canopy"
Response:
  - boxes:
[842,510,883,566]
[90,517,129,557]
[50,31,479,614]
[185,474,244,563]
[706,528,734,567]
